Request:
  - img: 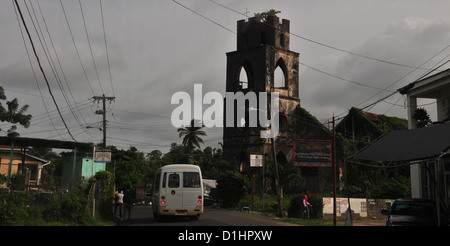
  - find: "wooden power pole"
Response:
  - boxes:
[92,94,115,148]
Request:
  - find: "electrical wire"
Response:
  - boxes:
[78,0,104,94]
[180,0,441,109]
[13,0,77,142]
[27,0,94,138]
[299,61,395,92]
[172,0,236,34]
[208,0,438,71]
[12,1,65,139]
[59,0,96,96]
[99,0,115,97]
[340,45,450,117]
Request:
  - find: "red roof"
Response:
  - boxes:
[363,111,382,122]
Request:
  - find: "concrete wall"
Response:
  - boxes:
[323,197,392,218]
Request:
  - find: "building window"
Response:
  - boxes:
[274,58,287,88]
[239,67,249,89]
[274,66,285,88]
[238,60,253,90]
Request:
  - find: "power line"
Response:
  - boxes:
[183,0,442,97]
[26,0,93,138]
[99,0,115,97]
[13,0,77,142]
[209,0,246,16]
[78,0,104,94]
[172,0,236,34]
[59,0,96,96]
[12,1,65,139]
[208,0,438,71]
[356,45,450,113]
[299,61,395,92]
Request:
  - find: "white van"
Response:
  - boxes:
[152,164,203,219]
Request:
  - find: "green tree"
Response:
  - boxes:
[413,107,432,128]
[163,143,189,164]
[147,150,162,160]
[60,182,90,224]
[94,170,115,218]
[113,146,149,191]
[217,170,247,208]
[177,119,207,154]
[0,86,32,137]
[254,9,281,22]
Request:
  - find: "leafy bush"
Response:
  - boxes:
[217,170,247,208]
[60,183,90,224]
[41,194,62,222]
[237,194,279,213]
[95,170,115,218]
[287,194,303,218]
[0,191,29,225]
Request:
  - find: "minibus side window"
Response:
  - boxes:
[162,172,167,188]
[168,173,179,188]
[183,172,200,188]
[154,173,161,193]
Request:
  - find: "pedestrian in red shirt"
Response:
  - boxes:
[301,189,311,220]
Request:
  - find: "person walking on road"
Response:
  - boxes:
[301,189,311,221]
[114,191,119,216]
[117,190,124,220]
[123,190,133,220]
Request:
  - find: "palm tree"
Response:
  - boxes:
[177,119,207,154]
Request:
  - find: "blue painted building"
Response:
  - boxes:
[61,152,106,188]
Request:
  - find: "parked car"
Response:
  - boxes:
[381,198,447,226]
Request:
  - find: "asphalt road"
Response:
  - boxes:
[123,206,296,226]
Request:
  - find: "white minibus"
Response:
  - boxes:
[152,164,203,220]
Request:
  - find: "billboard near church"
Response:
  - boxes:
[293,139,332,167]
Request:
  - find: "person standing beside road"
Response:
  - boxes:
[123,190,133,220]
[301,189,311,221]
[117,190,124,220]
[114,191,119,216]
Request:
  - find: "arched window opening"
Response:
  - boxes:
[277,151,288,164]
[239,67,249,89]
[237,150,248,169]
[274,66,285,88]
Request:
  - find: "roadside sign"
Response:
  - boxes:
[95,151,112,163]
[293,139,331,167]
[250,154,263,167]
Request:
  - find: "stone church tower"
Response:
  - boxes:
[222,16,333,193]
[223,15,301,162]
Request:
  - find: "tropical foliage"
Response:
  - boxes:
[0,86,32,137]
[177,119,207,154]
[254,9,281,22]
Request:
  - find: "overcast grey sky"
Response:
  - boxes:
[2,0,450,153]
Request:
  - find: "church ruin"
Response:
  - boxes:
[223,16,332,192]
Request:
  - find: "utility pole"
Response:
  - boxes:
[332,115,337,226]
[92,94,115,148]
[271,137,284,218]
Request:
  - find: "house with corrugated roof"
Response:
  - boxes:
[0,145,49,187]
[399,68,450,200]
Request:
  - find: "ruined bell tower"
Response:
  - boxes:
[223,16,300,161]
